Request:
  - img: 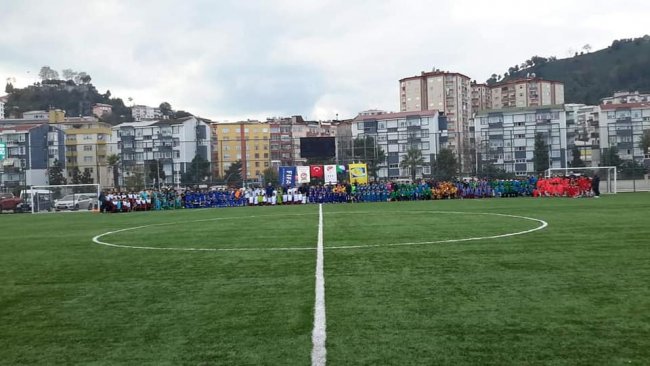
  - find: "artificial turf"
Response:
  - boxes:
[0,194,649,365]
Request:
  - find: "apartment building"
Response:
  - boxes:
[599,98,650,162]
[0,98,5,120]
[92,103,113,118]
[474,105,568,175]
[211,121,271,182]
[111,116,211,187]
[490,78,564,110]
[565,104,602,166]
[471,83,492,112]
[60,120,112,187]
[131,105,163,121]
[351,110,447,179]
[0,123,65,189]
[399,71,472,171]
[268,116,301,167]
[601,91,650,105]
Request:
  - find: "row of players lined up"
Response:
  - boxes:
[99,175,600,213]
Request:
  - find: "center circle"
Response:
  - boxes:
[92,211,548,252]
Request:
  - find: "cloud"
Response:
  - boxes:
[1,0,649,121]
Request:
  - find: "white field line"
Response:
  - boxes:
[91,211,548,252]
[311,204,327,366]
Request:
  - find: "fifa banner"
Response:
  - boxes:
[296,166,311,184]
[349,163,368,184]
[279,166,296,187]
[324,165,338,184]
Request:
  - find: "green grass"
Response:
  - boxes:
[1,195,650,365]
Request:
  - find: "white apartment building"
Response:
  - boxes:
[131,105,162,122]
[599,100,650,162]
[351,110,446,179]
[399,71,472,171]
[110,116,211,186]
[565,104,601,166]
[601,91,650,105]
[0,99,5,119]
[474,105,568,175]
[490,78,564,110]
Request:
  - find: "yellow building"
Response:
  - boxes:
[211,121,271,182]
[55,118,112,187]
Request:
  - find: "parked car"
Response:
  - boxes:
[20,189,54,213]
[0,193,23,213]
[54,194,94,211]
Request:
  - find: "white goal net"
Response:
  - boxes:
[545,166,617,194]
[26,184,101,213]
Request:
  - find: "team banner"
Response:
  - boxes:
[324,165,338,184]
[296,166,311,184]
[349,163,368,184]
[279,166,296,187]
[310,165,324,179]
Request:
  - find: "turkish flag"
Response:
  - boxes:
[310,165,324,179]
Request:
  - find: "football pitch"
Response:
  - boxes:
[1,194,649,365]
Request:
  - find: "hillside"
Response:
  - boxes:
[491,35,650,105]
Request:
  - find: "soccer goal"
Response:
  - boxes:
[545,166,617,194]
[26,184,101,213]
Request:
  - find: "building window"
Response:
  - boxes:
[83,156,93,163]
[83,145,93,151]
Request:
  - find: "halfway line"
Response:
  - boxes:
[311,204,327,366]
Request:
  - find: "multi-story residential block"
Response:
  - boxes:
[22,110,49,120]
[599,96,650,162]
[92,103,113,118]
[474,105,568,175]
[565,104,602,167]
[131,105,162,122]
[601,91,650,105]
[490,78,564,110]
[399,71,472,171]
[59,120,112,186]
[471,83,492,112]
[211,121,270,183]
[351,110,447,180]
[110,116,211,187]
[0,98,5,120]
[268,116,301,167]
[0,123,65,189]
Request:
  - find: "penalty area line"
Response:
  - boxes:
[311,203,327,366]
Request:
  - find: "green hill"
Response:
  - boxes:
[490,35,650,105]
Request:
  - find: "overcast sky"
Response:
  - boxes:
[1,0,648,121]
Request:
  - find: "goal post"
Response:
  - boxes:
[26,184,101,213]
[544,167,617,194]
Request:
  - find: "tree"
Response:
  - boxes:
[107,154,120,188]
[262,166,278,186]
[570,146,586,168]
[159,102,173,117]
[5,82,14,94]
[583,44,592,53]
[478,161,514,179]
[48,159,67,185]
[640,130,650,156]
[352,136,386,180]
[181,155,211,186]
[147,160,166,188]
[601,147,622,167]
[38,66,59,80]
[619,160,647,179]
[80,169,94,184]
[399,147,425,181]
[431,148,458,181]
[533,133,549,173]
[70,167,82,184]
[223,160,243,187]
[74,72,90,85]
[61,69,77,81]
